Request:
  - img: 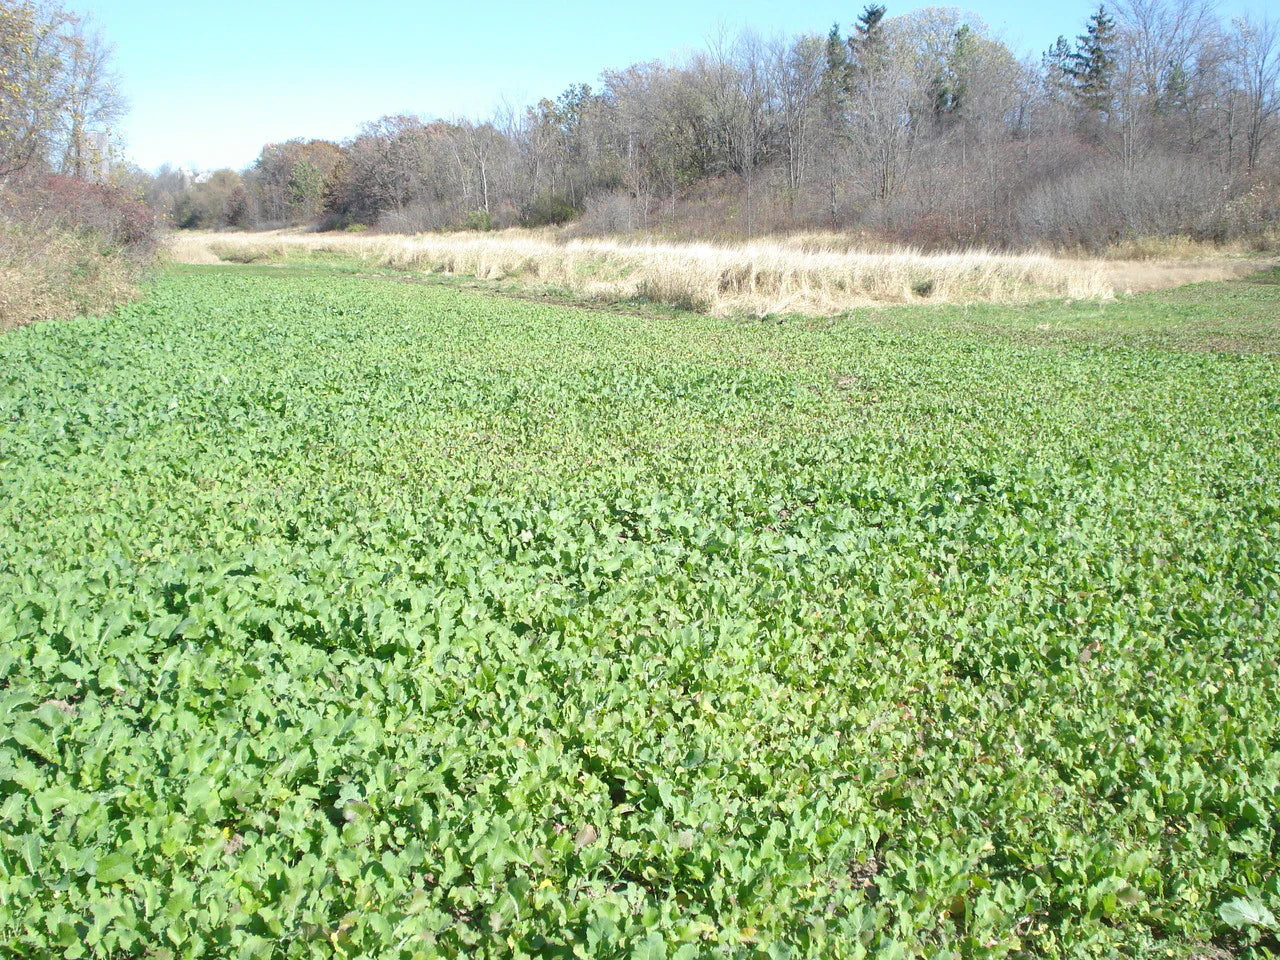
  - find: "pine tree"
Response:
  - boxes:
[1159,60,1190,116]
[1065,5,1118,118]
[1042,36,1075,97]
[824,23,853,96]
[933,24,975,124]
[849,5,889,75]
[854,4,886,41]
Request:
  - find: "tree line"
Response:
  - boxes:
[45,0,1280,249]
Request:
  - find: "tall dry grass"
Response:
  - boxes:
[1101,232,1280,261]
[1,226,140,329]
[169,230,1116,315]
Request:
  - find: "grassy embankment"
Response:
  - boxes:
[1,179,157,330]
[0,223,143,329]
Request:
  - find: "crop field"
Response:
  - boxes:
[2,264,1279,959]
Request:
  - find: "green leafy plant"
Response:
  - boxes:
[1221,897,1277,930]
[0,265,1277,958]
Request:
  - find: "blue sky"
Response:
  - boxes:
[88,0,1273,172]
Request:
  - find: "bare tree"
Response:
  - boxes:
[1229,15,1280,173]
[57,18,125,178]
[154,0,1280,247]
[1112,0,1220,163]
[768,34,825,196]
[1,1,72,179]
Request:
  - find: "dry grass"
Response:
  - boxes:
[168,230,1119,315]
[1103,234,1221,261]
[1,227,140,330]
[1102,232,1280,260]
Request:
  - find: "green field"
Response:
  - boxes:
[2,265,1279,959]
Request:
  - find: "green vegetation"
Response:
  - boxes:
[1,265,1278,959]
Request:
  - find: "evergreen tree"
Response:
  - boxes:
[1159,60,1190,116]
[849,5,889,75]
[1065,5,1118,117]
[824,23,853,96]
[1042,36,1075,97]
[854,4,886,42]
[933,24,975,124]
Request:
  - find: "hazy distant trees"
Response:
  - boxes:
[246,139,344,224]
[156,0,1279,249]
[315,116,522,230]
[170,169,250,229]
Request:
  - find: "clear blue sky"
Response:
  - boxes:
[87,0,1272,172]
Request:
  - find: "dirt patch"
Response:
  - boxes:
[1193,336,1275,354]
[1104,258,1272,294]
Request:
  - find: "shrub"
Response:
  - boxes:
[520,192,579,227]
[570,190,637,235]
[19,175,158,253]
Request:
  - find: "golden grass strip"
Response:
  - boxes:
[168,229,1118,315]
